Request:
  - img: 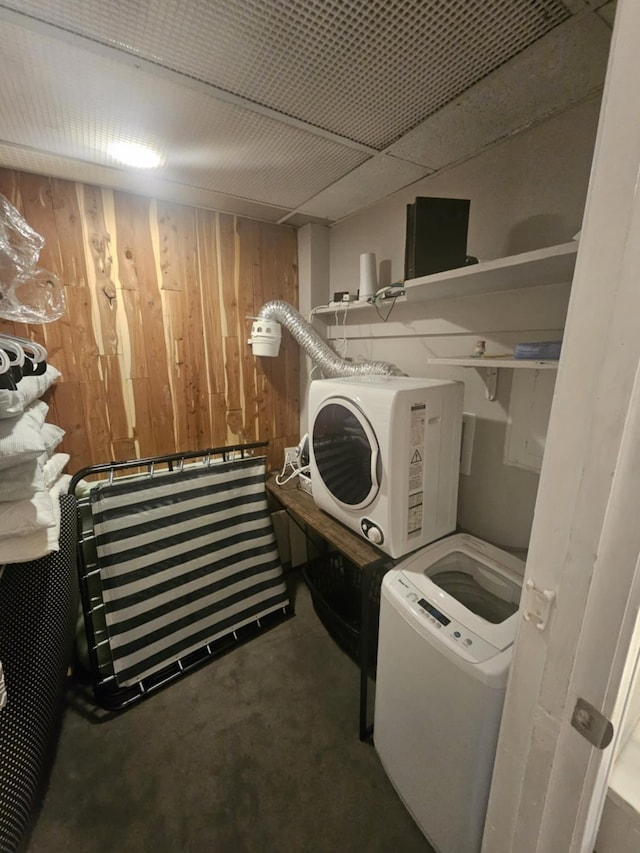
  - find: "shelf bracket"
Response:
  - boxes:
[475,365,498,401]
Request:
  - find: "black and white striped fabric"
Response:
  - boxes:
[90,457,288,687]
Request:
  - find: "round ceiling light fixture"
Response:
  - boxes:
[108,140,164,169]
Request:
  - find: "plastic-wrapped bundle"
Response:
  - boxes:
[0,194,65,323]
[2,268,66,324]
[0,194,43,283]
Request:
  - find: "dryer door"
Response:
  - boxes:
[311,397,381,509]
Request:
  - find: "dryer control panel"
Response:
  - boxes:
[389,572,502,664]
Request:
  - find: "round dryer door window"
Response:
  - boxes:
[312,397,381,508]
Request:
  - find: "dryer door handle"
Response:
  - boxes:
[370,446,380,491]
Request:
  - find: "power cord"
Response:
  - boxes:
[373,295,400,321]
[371,284,404,321]
[275,449,311,486]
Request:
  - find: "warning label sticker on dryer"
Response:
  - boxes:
[408,403,426,533]
[409,448,423,491]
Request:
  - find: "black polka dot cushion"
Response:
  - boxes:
[0,495,78,853]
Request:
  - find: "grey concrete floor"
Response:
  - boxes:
[27,571,434,853]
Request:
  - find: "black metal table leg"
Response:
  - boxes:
[359,559,393,743]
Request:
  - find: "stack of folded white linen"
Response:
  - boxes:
[0,364,72,565]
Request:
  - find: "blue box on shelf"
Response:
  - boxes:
[514,341,562,361]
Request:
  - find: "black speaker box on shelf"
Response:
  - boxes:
[404,196,471,280]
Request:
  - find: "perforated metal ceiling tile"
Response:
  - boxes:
[0,18,368,209]
[0,143,295,222]
[388,14,611,170]
[296,154,433,222]
[6,1,572,149]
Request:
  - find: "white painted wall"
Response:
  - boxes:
[305,96,602,549]
[329,95,602,294]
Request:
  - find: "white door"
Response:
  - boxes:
[483,1,640,850]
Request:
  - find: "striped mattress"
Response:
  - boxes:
[89,456,289,687]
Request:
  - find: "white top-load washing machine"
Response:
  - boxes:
[308,376,463,559]
[374,533,524,853]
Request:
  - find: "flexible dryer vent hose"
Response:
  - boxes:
[255,300,404,378]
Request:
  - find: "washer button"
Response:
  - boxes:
[464,638,473,646]
[453,631,461,638]
[407,593,417,602]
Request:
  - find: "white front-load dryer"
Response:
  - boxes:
[308,376,463,559]
[374,533,524,853]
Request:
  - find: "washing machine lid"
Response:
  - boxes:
[396,533,525,651]
[311,396,381,510]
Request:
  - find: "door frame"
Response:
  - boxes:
[483,1,640,850]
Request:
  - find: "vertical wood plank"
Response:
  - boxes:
[237,217,261,442]
[226,408,244,444]
[217,213,239,335]
[79,379,112,464]
[48,381,93,472]
[113,192,176,455]
[157,202,207,451]
[155,202,186,449]
[64,286,101,383]
[258,222,300,462]
[120,290,149,380]
[130,377,154,458]
[0,170,20,205]
[223,336,241,413]
[157,202,190,292]
[100,354,132,442]
[161,288,190,451]
[0,319,17,338]
[199,211,225,392]
[49,180,85,388]
[210,392,228,447]
[17,174,61,275]
[111,438,138,461]
[81,185,119,354]
[50,179,85,289]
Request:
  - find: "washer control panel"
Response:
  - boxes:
[390,573,501,663]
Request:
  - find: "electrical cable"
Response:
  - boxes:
[338,302,349,357]
[373,294,400,321]
[308,304,330,322]
[275,454,311,486]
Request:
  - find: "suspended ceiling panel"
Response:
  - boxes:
[4,0,572,149]
[0,143,293,223]
[297,155,433,222]
[0,16,368,210]
[387,14,611,171]
[0,1,614,225]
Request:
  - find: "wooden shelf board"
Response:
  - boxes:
[404,241,578,303]
[428,357,559,369]
[312,296,407,318]
[266,475,383,568]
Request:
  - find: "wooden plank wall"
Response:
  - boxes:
[0,168,300,473]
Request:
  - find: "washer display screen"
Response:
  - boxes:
[418,598,451,626]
